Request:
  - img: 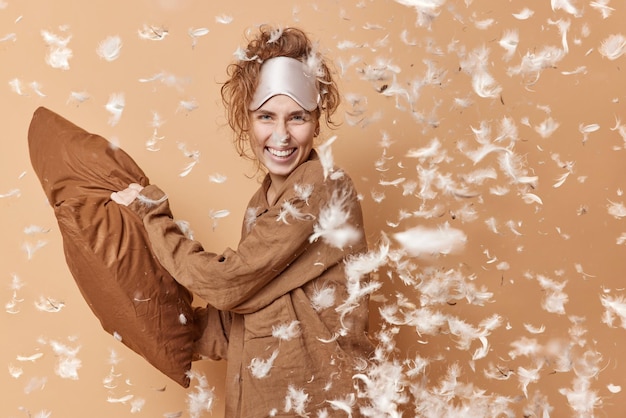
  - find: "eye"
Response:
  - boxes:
[255,112,272,121]
[290,113,309,123]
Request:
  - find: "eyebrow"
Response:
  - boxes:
[253,109,310,117]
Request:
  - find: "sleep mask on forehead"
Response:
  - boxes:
[249,56,320,112]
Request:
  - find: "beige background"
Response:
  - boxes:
[2,0,626,416]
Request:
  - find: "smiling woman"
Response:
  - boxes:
[249,95,317,202]
[110,25,375,418]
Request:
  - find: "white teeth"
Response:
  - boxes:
[268,148,295,157]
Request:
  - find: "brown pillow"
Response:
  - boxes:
[28,106,198,388]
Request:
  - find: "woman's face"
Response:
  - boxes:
[249,94,318,184]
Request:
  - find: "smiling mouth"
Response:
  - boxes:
[266,147,296,158]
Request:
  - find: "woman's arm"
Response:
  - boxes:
[121,163,363,313]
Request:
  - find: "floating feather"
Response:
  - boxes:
[215,14,233,24]
[277,201,314,224]
[310,283,336,312]
[40,29,72,70]
[96,35,122,61]
[309,187,361,249]
[394,0,446,29]
[188,27,209,48]
[499,29,519,61]
[186,370,215,418]
[512,7,534,19]
[590,0,615,18]
[8,78,25,96]
[393,223,466,258]
[283,385,310,416]
[105,92,125,126]
[272,321,301,341]
[137,24,168,41]
[598,33,626,60]
[249,350,279,379]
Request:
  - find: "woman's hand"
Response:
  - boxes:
[111,183,144,206]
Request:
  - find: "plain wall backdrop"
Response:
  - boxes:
[2,0,626,416]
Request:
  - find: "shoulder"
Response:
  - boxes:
[291,151,356,192]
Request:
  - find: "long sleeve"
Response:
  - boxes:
[128,158,365,314]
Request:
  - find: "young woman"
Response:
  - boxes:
[113,25,373,417]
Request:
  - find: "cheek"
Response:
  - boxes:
[294,127,316,148]
[250,125,269,147]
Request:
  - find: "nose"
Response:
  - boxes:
[272,120,289,145]
[276,118,289,135]
[271,130,289,145]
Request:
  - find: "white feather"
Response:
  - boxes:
[34,296,64,313]
[67,90,90,105]
[96,35,122,61]
[607,200,626,218]
[551,0,580,16]
[590,0,615,18]
[393,223,466,258]
[267,27,283,44]
[23,377,47,394]
[316,136,338,180]
[335,240,388,328]
[50,340,81,380]
[40,29,73,70]
[244,207,260,233]
[283,385,310,416]
[600,294,626,328]
[209,173,228,184]
[137,24,168,41]
[17,352,44,362]
[8,78,25,96]
[310,283,336,311]
[0,188,20,198]
[326,394,355,414]
[22,240,47,260]
[512,7,534,19]
[309,187,361,249]
[405,137,443,161]
[178,99,199,113]
[517,364,542,398]
[276,201,314,224]
[107,394,134,403]
[8,364,23,378]
[188,27,209,48]
[177,142,200,177]
[130,398,146,413]
[534,116,560,138]
[0,32,16,42]
[294,183,314,203]
[524,323,546,334]
[272,321,301,341]
[29,81,46,97]
[559,377,601,414]
[105,92,125,126]
[507,46,566,83]
[607,384,622,393]
[353,357,408,416]
[249,350,279,379]
[536,274,568,314]
[186,370,215,417]
[215,14,233,24]
[499,29,519,61]
[393,0,446,28]
[598,33,626,60]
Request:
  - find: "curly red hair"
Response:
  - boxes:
[220,25,340,163]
